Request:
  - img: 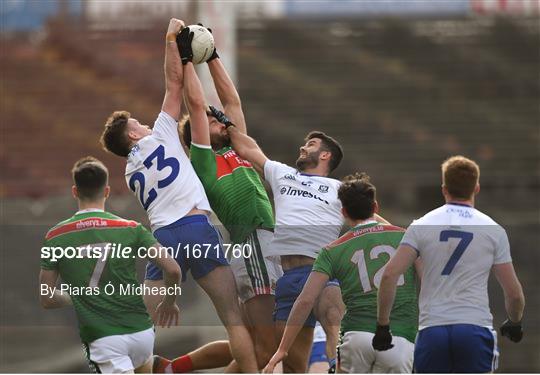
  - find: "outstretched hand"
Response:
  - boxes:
[155,301,180,328]
[262,350,287,373]
[176,27,194,65]
[166,18,185,42]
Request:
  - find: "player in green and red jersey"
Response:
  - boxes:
[264,173,421,374]
[40,156,181,373]
[174,26,280,371]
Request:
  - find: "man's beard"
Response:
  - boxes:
[210,133,231,150]
[295,151,319,171]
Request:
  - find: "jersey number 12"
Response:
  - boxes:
[351,245,404,293]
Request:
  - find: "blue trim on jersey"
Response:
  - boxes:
[327,279,340,287]
[298,171,334,179]
[414,324,498,373]
[447,202,473,208]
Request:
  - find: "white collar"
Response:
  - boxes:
[76,208,104,215]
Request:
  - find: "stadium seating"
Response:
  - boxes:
[1,16,538,373]
[2,17,538,212]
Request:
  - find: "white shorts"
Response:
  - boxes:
[338,331,414,373]
[83,328,154,373]
[230,229,283,303]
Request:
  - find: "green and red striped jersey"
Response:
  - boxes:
[190,144,274,243]
[313,221,418,342]
[41,210,154,343]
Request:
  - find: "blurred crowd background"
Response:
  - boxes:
[1,0,538,372]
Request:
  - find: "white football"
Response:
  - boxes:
[188,24,215,64]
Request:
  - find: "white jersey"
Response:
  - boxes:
[263,160,343,258]
[125,111,211,231]
[401,203,512,328]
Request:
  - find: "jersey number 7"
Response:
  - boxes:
[440,230,474,275]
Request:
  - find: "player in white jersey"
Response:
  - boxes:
[228,127,390,372]
[374,156,525,373]
[99,19,258,373]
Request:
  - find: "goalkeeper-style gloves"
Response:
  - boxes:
[500,319,523,343]
[176,27,194,65]
[372,324,394,351]
[208,106,234,128]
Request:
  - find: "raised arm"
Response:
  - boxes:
[177,27,212,147]
[161,18,185,121]
[263,271,329,373]
[227,126,268,176]
[207,57,247,134]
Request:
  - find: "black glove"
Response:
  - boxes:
[197,22,219,62]
[176,27,194,65]
[372,324,394,351]
[500,319,523,343]
[209,105,234,128]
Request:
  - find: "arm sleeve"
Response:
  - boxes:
[151,111,181,142]
[400,222,421,256]
[494,227,512,264]
[40,239,59,270]
[190,143,217,190]
[312,248,334,279]
[263,160,292,191]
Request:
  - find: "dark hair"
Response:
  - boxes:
[71,156,109,201]
[179,114,192,148]
[441,155,480,200]
[338,172,376,220]
[100,111,132,157]
[305,131,343,172]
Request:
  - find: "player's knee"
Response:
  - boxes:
[219,300,245,327]
[218,308,247,330]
